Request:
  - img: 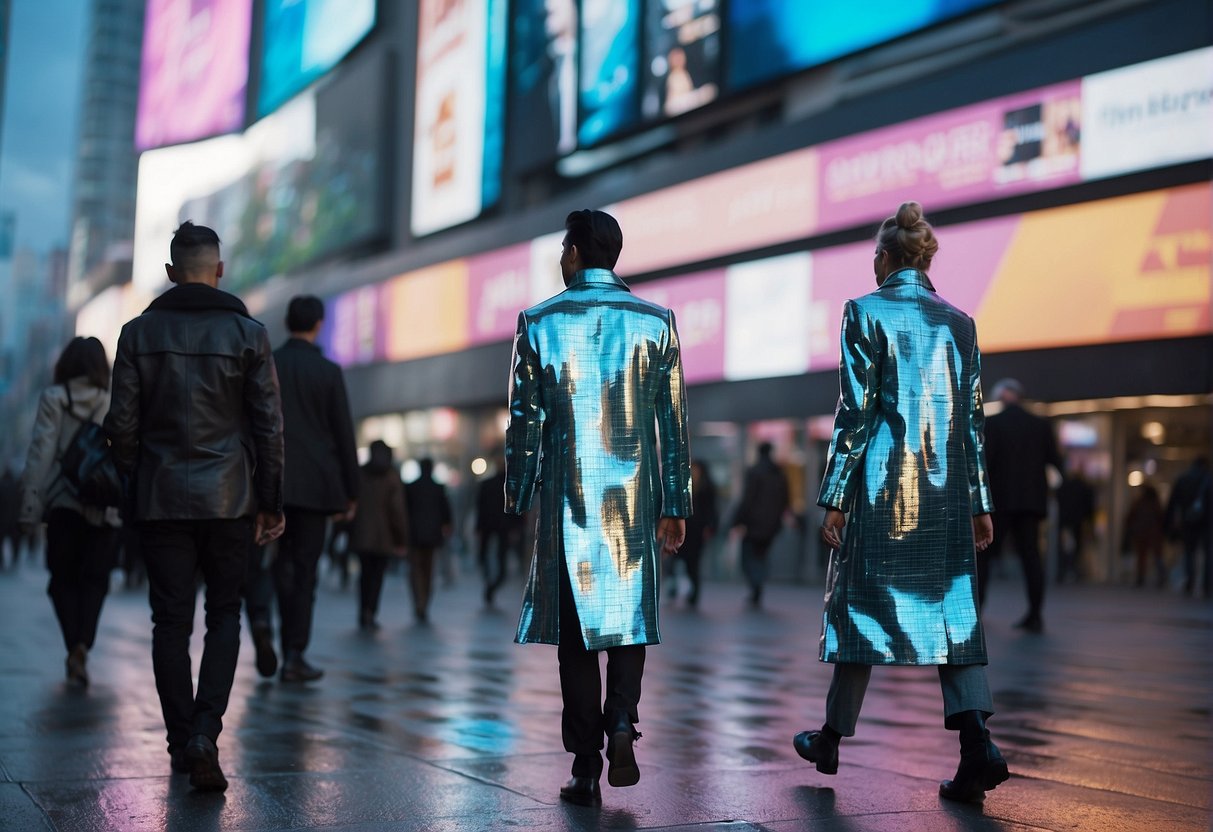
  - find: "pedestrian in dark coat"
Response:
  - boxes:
[476,455,524,607]
[404,458,452,622]
[670,459,717,608]
[271,295,360,683]
[350,440,409,630]
[1124,484,1167,588]
[1165,457,1210,596]
[731,442,788,607]
[978,378,1061,632]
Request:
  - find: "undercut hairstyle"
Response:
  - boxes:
[170,221,221,272]
[53,336,111,390]
[564,209,623,270]
[286,295,325,333]
[876,201,939,272]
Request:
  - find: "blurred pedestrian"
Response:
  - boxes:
[979,378,1061,632]
[475,452,524,607]
[404,458,452,623]
[105,221,284,791]
[505,209,691,806]
[272,295,360,683]
[351,440,409,630]
[1055,466,1095,583]
[18,337,120,685]
[242,541,277,678]
[731,441,788,608]
[671,459,717,608]
[0,465,20,567]
[1165,457,1210,596]
[800,202,1007,805]
[1124,483,1167,588]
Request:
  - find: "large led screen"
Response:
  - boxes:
[578,0,641,146]
[135,0,252,151]
[258,0,376,117]
[411,0,507,236]
[643,0,721,120]
[507,0,579,172]
[728,0,1001,91]
[134,51,388,294]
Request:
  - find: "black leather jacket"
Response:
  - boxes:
[105,283,284,521]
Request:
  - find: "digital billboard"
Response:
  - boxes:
[578,0,641,146]
[507,0,578,172]
[135,0,252,151]
[727,0,1001,91]
[411,0,507,236]
[134,51,389,294]
[258,0,376,117]
[642,0,721,120]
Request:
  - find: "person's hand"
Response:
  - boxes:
[657,516,685,557]
[820,509,845,550]
[337,500,357,523]
[254,511,285,545]
[972,513,994,552]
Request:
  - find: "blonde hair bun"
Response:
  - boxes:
[895,201,924,230]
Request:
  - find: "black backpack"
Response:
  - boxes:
[57,386,123,510]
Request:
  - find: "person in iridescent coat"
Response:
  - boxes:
[793,202,1009,805]
[505,209,691,807]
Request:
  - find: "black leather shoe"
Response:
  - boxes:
[605,711,640,787]
[939,711,1009,803]
[280,654,324,683]
[252,625,278,678]
[559,776,602,807]
[66,644,89,687]
[793,730,839,775]
[185,734,228,792]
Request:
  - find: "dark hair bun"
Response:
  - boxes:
[895,201,924,230]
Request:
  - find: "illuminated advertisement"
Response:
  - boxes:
[643,0,721,120]
[324,284,387,367]
[385,263,470,362]
[507,0,578,171]
[724,253,812,381]
[639,270,726,385]
[133,52,388,294]
[411,0,508,236]
[135,0,252,150]
[468,243,533,346]
[258,0,376,116]
[578,0,641,146]
[727,0,1000,90]
[1080,47,1213,180]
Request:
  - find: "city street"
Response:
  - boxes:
[0,555,1209,831]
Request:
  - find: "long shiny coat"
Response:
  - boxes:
[818,268,993,666]
[505,269,692,650]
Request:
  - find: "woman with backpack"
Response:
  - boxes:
[18,336,120,686]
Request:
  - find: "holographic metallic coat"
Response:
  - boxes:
[818,268,994,666]
[505,269,692,650]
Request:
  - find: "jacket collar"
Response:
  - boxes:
[145,282,252,317]
[880,268,935,292]
[567,268,630,291]
[282,337,321,352]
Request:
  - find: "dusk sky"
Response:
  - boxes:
[0,0,87,255]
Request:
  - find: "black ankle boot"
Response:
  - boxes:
[793,723,840,775]
[604,710,640,787]
[939,711,1009,803]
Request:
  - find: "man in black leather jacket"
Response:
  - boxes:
[105,221,284,792]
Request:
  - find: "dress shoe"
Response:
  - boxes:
[605,711,640,788]
[251,624,278,678]
[559,776,602,807]
[939,711,1009,803]
[280,653,324,683]
[793,729,839,775]
[169,747,189,774]
[185,734,228,792]
[66,644,89,687]
[1013,615,1044,634]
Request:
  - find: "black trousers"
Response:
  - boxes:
[479,529,521,593]
[273,509,328,655]
[358,551,390,616]
[142,517,251,751]
[977,511,1044,619]
[243,544,274,631]
[45,508,117,652]
[557,561,645,776]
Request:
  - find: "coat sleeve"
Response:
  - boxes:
[818,301,879,512]
[504,312,542,515]
[330,367,360,503]
[965,319,994,515]
[388,477,409,548]
[245,327,284,514]
[656,309,692,517]
[18,387,65,523]
[104,329,140,478]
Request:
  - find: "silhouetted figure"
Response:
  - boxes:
[1165,457,1210,596]
[732,442,788,607]
[1055,468,1095,584]
[0,466,20,567]
[350,440,409,630]
[1125,484,1167,588]
[476,454,524,607]
[404,458,452,623]
[671,460,717,608]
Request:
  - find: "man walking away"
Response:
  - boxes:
[732,442,789,608]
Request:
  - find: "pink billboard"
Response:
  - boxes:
[817,81,1083,233]
[636,270,726,385]
[325,284,387,367]
[467,243,533,346]
[136,0,252,151]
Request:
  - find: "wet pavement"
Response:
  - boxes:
[0,556,1209,831]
